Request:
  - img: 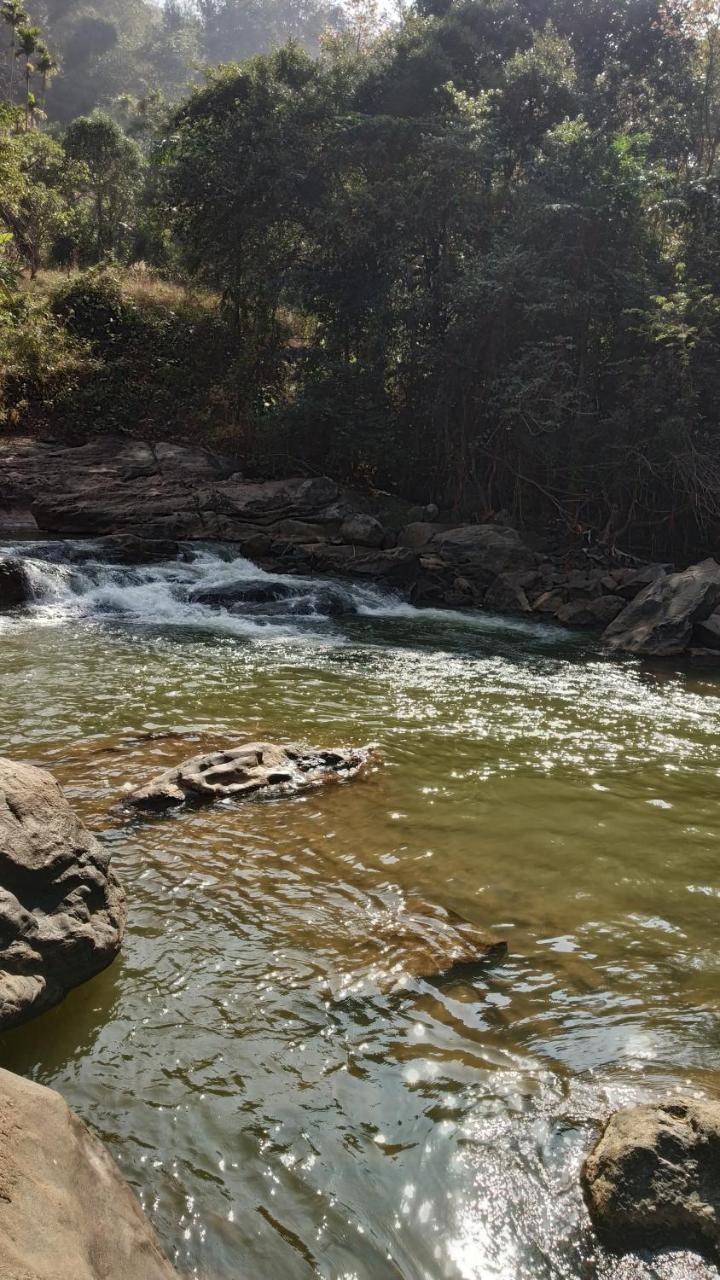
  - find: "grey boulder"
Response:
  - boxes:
[339,513,386,548]
[431,525,537,582]
[582,1096,720,1260]
[603,558,720,656]
[0,756,126,1029]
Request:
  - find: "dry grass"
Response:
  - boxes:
[120,263,219,314]
[19,264,219,315]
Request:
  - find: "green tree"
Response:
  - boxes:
[36,42,57,105]
[63,111,143,258]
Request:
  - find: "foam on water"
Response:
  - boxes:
[0,538,569,644]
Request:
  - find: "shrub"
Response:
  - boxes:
[50,269,139,349]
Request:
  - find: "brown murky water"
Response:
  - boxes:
[1,543,719,1279]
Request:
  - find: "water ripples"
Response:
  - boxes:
[0,542,719,1277]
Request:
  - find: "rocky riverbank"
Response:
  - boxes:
[2,434,719,660]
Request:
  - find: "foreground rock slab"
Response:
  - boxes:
[121,741,374,812]
[0,1067,179,1280]
[582,1097,720,1259]
[603,558,720,656]
[0,757,126,1029]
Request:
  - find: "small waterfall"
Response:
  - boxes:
[0,538,563,641]
[0,540,401,635]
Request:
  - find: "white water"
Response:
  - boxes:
[0,539,567,643]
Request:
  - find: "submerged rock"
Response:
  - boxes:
[0,756,126,1029]
[582,1097,720,1260]
[0,1067,179,1280]
[189,577,355,617]
[0,556,32,608]
[325,895,507,998]
[121,741,374,813]
[189,578,296,607]
[603,558,720,656]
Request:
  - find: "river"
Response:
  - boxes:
[0,540,718,1280]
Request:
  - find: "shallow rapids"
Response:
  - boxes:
[1,538,719,1280]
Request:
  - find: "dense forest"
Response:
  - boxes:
[2,0,720,556]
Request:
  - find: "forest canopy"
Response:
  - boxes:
[3,0,720,556]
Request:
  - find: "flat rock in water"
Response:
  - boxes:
[582,1097,720,1260]
[0,757,126,1029]
[603,558,720,656]
[121,741,374,812]
[0,1067,179,1280]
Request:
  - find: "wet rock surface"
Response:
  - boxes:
[0,1067,179,1280]
[0,557,33,608]
[121,741,374,813]
[582,1097,720,1260]
[0,756,126,1029]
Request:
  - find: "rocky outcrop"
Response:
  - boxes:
[603,558,720,656]
[0,1067,179,1280]
[0,757,126,1029]
[121,741,373,813]
[0,436,697,640]
[582,1097,720,1260]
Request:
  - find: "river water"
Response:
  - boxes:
[0,541,719,1280]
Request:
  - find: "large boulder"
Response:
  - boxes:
[0,757,126,1029]
[0,557,33,608]
[603,558,720,656]
[582,1097,720,1259]
[0,1067,179,1280]
[339,513,386,548]
[397,522,438,550]
[431,525,537,583]
[121,741,374,813]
